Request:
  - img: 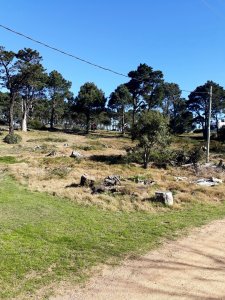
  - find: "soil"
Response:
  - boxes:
[50,218,225,300]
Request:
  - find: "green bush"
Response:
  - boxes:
[28,119,46,130]
[3,134,22,144]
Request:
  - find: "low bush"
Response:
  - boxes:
[3,133,22,144]
[126,146,205,168]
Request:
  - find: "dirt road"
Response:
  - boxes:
[51,219,225,300]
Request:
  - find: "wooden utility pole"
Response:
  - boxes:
[206,85,212,163]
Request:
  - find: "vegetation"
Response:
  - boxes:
[3,133,22,144]
[1,175,225,299]
[132,111,170,168]
[1,41,225,299]
[1,44,225,138]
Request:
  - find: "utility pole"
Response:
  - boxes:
[206,85,212,163]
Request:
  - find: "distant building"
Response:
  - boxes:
[217,119,225,129]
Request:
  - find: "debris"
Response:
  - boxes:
[137,179,155,186]
[80,174,95,187]
[174,176,188,181]
[91,184,118,194]
[34,145,41,150]
[217,160,225,170]
[195,177,223,186]
[103,175,121,186]
[46,150,56,157]
[155,191,173,206]
[70,151,83,158]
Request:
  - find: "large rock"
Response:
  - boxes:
[103,175,121,186]
[80,174,95,187]
[155,191,173,206]
[70,151,83,158]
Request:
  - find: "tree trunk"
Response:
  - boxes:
[121,107,125,135]
[9,93,15,135]
[215,114,219,135]
[143,149,149,169]
[132,96,137,128]
[132,106,135,128]
[50,99,55,130]
[86,114,90,134]
[21,98,27,132]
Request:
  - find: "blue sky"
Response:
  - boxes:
[0,0,225,98]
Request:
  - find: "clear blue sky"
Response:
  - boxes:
[0,0,225,98]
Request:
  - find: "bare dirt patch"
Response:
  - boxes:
[50,218,225,300]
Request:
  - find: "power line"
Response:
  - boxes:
[0,24,129,79]
[0,24,213,94]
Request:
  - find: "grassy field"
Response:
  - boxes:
[0,129,225,298]
[0,176,225,299]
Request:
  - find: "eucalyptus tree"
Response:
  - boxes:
[74,82,106,133]
[0,46,19,134]
[108,84,132,134]
[15,48,47,131]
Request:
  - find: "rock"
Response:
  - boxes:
[217,160,225,170]
[91,184,119,194]
[210,177,223,184]
[195,177,223,186]
[103,175,121,186]
[34,145,41,150]
[91,185,106,194]
[155,191,174,206]
[80,174,95,187]
[70,151,82,158]
[174,176,188,181]
[46,150,56,156]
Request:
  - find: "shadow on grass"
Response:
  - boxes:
[89,154,126,165]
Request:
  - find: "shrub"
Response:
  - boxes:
[3,134,22,144]
[188,147,204,165]
[28,119,46,130]
[132,111,171,169]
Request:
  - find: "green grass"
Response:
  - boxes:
[1,176,225,298]
[26,137,67,143]
[0,156,18,164]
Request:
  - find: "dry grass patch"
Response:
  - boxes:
[2,130,225,212]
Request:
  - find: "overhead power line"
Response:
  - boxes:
[0,24,213,95]
[0,24,129,79]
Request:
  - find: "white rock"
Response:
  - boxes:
[70,151,83,158]
[155,191,173,206]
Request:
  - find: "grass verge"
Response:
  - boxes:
[0,176,225,298]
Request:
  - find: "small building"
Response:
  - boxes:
[217,119,225,129]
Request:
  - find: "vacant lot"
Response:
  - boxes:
[0,129,225,299]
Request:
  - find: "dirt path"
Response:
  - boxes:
[50,219,225,300]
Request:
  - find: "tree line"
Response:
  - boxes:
[1,45,225,139]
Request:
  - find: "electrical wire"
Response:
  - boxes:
[0,24,212,94]
[0,24,129,79]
